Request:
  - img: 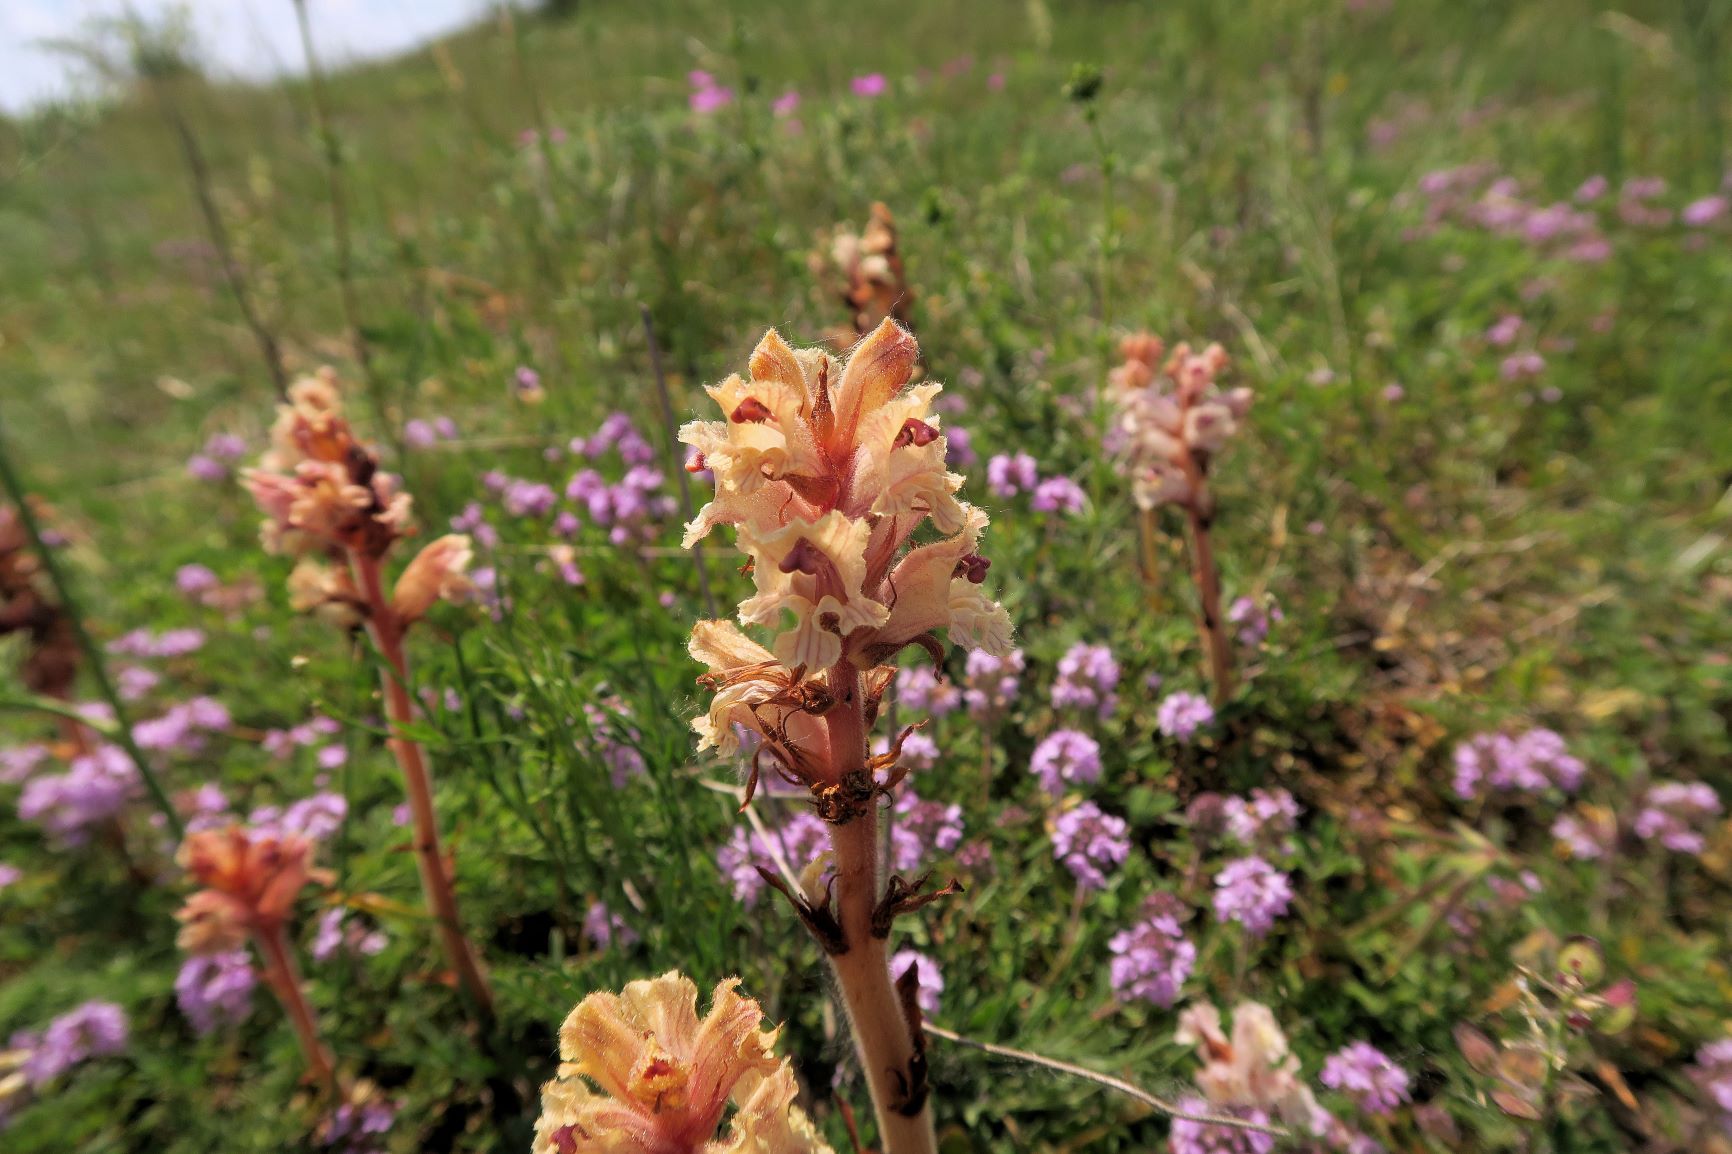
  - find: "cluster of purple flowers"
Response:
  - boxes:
[1226,596,1281,649]
[1051,801,1131,891]
[889,949,944,1015]
[565,465,675,545]
[1029,729,1102,796]
[1550,809,1616,861]
[1169,1101,1277,1154]
[896,664,962,717]
[186,433,248,483]
[17,746,137,845]
[582,698,648,788]
[963,647,1024,720]
[0,742,49,785]
[11,1001,129,1087]
[1223,789,1301,850]
[892,789,964,873]
[133,697,231,754]
[450,501,500,550]
[1051,642,1119,718]
[117,665,161,701]
[573,412,656,466]
[984,452,1086,518]
[263,714,343,760]
[583,901,639,950]
[688,69,734,115]
[1412,166,1609,262]
[1320,1041,1412,1115]
[311,909,389,963]
[175,949,256,1035]
[1157,691,1216,742]
[1452,727,1585,799]
[1108,895,1196,1007]
[1212,856,1293,936]
[1689,1038,1732,1131]
[403,416,459,449]
[109,626,206,658]
[1632,782,1722,855]
[320,1095,397,1154]
[874,730,939,772]
[716,812,830,907]
[249,791,348,843]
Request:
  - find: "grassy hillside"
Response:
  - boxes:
[1,1,1730,1151]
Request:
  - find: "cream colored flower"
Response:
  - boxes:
[393,534,474,622]
[1111,335,1252,511]
[1176,1000,1322,1130]
[533,972,833,1154]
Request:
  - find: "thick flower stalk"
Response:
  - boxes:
[176,826,336,1091]
[534,972,834,1154]
[0,502,83,744]
[1110,336,1252,705]
[242,370,493,1020]
[684,321,1012,1152]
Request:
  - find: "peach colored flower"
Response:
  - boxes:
[683,322,1011,767]
[175,827,327,955]
[1111,337,1252,511]
[534,972,833,1154]
[392,534,474,622]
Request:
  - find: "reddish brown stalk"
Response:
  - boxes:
[1136,506,1164,613]
[1176,438,1234,707]
[351,554,495,1021]
[824,660,936,1154]
[255,923,338,1092]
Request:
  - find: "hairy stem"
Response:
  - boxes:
[353,555,495,1022]
[824,661,935,1154]
[255,923,337,1093]
[1136,506,1164,613]
[1185,500,1235,707]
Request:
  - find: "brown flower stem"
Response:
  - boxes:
[352,555,495,1022]
[1136,506,1163,613]
[824,661,936,1154]
[1184,499,1234,707]
[255,924,338,1093]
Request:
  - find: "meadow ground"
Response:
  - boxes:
[2,1,1731,1151]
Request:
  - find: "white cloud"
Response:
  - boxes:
[0,0,490,112]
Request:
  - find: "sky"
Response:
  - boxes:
[0,0,489,113]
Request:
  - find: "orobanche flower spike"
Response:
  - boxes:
[241,370,494,1022]
[684,320,1011,1153]
[534,972,833,1154]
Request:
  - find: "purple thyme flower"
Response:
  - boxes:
[22,1001,128,1085]
[1169,1099,1278,1154]
[1223,789,1301,848]
[851,73,888,98]
[175,563,220,597]
[175,949,256,1035]
[1321,1041,1411,1115]
[248,791,348,843]
[0,742,50,784]
[986,451,1038,498]
[892,789,964,873]
[1052,642,1119,718]
[1213,856,1293,936]
[320,1095,396,1153]
[1227,596,1282,648]
[1029,729,1102,796]
[1109,900,1196,1007]
[896,664,962,717]
[1051,801,1130,891]
[963,646,1024,720]
[311,909,388,963]
[1157,691,1215,741]
[1452,728,1584,799]
[1500,352,1545,382]
[0,863,21,890]
[1032,476,1087,516]
[18,746,137,845]
[583,698,648,788]
[716,812,830,907]
[689,71,735,114]
[1688,1039,1732,1130]
[404,419,438,449]
[1486,314,1524,347]
[1632,782,1722,854]
[944,425,976,468]
[1551,810,1615,860]
[583,901,639,950]
[890,949,944,1015]
[1684,196,1729,227]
